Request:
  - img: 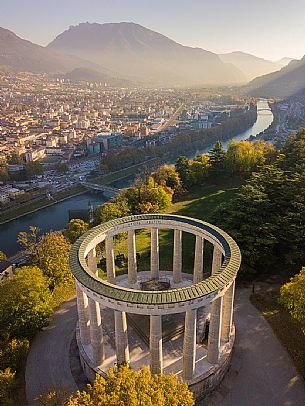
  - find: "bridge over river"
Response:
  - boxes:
[80,181,120,196]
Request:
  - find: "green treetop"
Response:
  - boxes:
[64,219,89,244]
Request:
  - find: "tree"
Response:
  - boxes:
[138,185,173,213]
[0,338,29,372]
[55,163,68,173]
[0,266,53,339]
[17,226,40,258]
[280,130,305,171]
[213,128,305,276]
[124,178,173,215]
[189,154,211,185]
[213,165,284,274]
[7,152,23,165]
[277,171,305,269]
[279,267,305,328]
[210,140,226,170]
[95,196,130,224]
[175,156,190,187]
[0,166,9,181]
[64,219,89,243]
[152,165,182,193]
[225,140,267,175]
[25,161,44,178]
[64,365,194,406]
[33,232,72,287]
[0,369,15,406]
[0,251,7,261]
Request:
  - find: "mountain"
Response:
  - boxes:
[64,67,131,86]
[276,57,295,67]
[248,56,305,97]
[219,51,281,82]
[47,22,245,87]
[0,26,112,76]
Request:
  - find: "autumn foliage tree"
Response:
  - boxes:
[0,369,15,406]
[29,231,72,288]
[0,251,7,261]
[0,266,53,339]
[64,219,89,243]
[279,267,305,330]
[44,365,194,406]
[152,165,182,193]
[225,139,277,175]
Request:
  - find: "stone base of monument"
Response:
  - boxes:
[188,326,235,400]
[76,315,235,402]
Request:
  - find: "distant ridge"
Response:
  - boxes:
[0,27,96,73]
[276,57,295,67]
[248,56,305,97]
[219,51,282,82]
[47,22,245,86]
[0,26,129,87]
[1,22,302,91]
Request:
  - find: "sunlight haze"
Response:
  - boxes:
[1,0,305,60]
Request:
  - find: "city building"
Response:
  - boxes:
[87,132,122,154]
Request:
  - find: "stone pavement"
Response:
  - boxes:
[206,289,305,406]
[25,298,78,405]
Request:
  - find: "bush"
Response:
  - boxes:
[0,369,15,406]
[279,267,305,328]
[0,338,29,373]
[0,266,53,339]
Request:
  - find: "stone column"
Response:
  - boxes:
[87,247,98,276]
[182,309,197,381]
[221,281,235,343]
[150,315,163,374]
[193,236,204,283]
[88,297,104,365]
[173,229,182,283]
[151,228,159,279]
[76,286,90,346]
[105,235,115,283]
[207,296,223,364]
[211,246,222,275]
[114,311,129,365]
[128,230,137,284]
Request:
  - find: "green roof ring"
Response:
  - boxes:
[69,214,241,306]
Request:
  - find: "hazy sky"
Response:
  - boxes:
[1,0,304,60]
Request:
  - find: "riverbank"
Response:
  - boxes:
[0,185,86,225]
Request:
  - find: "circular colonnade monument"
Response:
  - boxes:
[69,214,241,400]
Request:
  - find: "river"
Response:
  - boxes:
[0,100,273,257]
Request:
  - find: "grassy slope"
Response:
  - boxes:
[111,177,242,277]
